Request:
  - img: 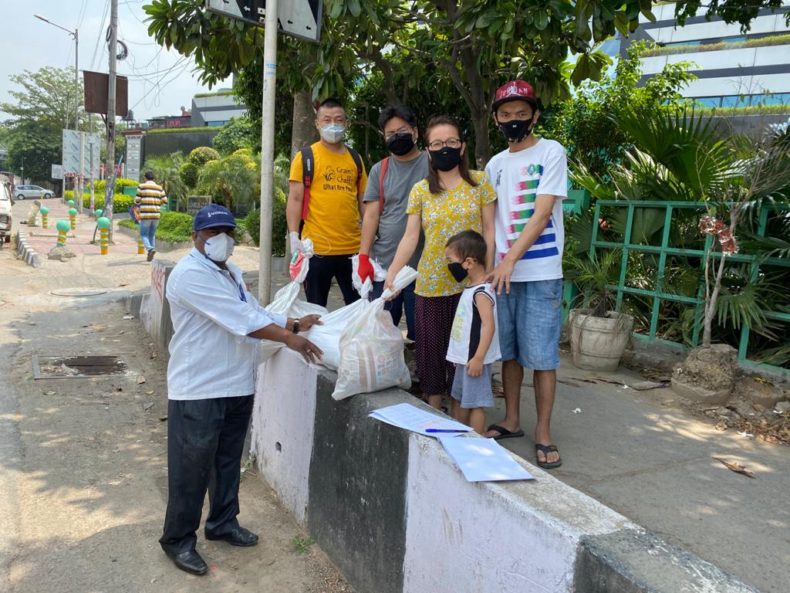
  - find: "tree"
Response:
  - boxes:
[143,152,188,210]
[212,115,257,155]
[145,0,782,168]
[0,67,83,181]
[197,149,259,213]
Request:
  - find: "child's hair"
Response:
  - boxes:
[446,230,487,264]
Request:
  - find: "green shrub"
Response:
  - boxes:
[156,211,194,243]
[188,146,221,167]
[179,161,200,187]
[88,178,138,195]
[80,193,135,212]
[243,187,286,255]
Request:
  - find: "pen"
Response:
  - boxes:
[426,428,468,433]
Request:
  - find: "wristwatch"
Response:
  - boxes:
[292,318,300,334]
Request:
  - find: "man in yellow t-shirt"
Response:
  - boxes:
[287,97,368,307]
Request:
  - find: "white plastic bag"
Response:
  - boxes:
[303,299,366,370]
[259,240,327,361]
[351,254,387,299]
[331,266,419,400]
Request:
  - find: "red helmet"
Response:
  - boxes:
[492,80,539,112]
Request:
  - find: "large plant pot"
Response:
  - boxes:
[570,309,634,371]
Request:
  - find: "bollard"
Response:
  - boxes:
[67,199,75,208]
[56,220,70,247]
[97,217,111,255]
[95,208,103,218]
[136,225,145,255]
[40,206,49,229]
[68,208,78,230]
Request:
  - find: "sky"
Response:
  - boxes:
[0,0,229,122]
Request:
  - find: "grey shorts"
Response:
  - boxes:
[450,363,494,409]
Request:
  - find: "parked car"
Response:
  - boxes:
[15,185,53,200]
[0,182,12,245]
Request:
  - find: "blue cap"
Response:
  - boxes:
[193,204,236,231]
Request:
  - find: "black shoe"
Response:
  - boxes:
[205,526,259,547]
[164,549,208,575]
[147,249,156,262]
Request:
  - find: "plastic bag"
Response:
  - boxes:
[351,254,387,299]
[331,266,419,400]
[259,239,327,361]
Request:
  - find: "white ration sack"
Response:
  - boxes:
[259,240,327,362]
[331,266,418,400]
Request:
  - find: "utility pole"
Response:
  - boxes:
[258,0,278,305]
[103,0,118,241]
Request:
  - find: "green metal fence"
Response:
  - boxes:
[586,199,789,376]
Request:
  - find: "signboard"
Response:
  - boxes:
[83,71,129,117]
[206,0,322,43]
[126,135,144,182]
[62,131,101,177]
[187,195,212,216]
[51,164,63,180]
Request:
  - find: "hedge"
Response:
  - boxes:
[643,33,790,57]
[118,211,194,243]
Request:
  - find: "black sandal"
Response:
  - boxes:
[535,444,562,469]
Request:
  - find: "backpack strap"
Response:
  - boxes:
[348,147,363,188]
[378,157,390,214]
[300,146,314,221]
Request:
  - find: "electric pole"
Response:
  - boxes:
[103,0,118,240]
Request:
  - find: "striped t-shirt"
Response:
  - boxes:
[486,138,568,282]
[135,180,168,220]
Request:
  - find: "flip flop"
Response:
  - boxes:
[486,424,525,440]
[535,444,562,469]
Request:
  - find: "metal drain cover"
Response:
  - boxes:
[33,355,127,379]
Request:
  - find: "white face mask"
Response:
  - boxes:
[319,123,346,144]
[204,232,235,262]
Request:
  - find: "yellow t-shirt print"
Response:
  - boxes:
[290,142,368,255]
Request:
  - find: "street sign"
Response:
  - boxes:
[62,130,101,177]
[206,0,322,42]
[125,135,144,182]
[51,164,63,180]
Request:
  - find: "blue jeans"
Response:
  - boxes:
[371,280,416,341]
[140,219,158,252]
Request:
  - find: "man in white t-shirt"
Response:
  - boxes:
[485,80,568,469]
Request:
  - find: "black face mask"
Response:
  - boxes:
[447,262,468,283]
[499,119,534,143]
[429,147,463,171]
[386,132,415,156]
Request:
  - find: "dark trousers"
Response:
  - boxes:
[371,279,416,341]
[304,254,360,307]
[159,395,253,555]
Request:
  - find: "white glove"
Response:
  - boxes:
[289,232,303,255]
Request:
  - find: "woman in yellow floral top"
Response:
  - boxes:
[385,116,496,410]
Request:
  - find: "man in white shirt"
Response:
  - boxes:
[486,81,568,470]
[159,204,323,575]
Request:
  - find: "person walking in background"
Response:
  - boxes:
[385,115,496,410]
[445,230,501,435]
[287,98,368,307]
[485,80,568,470]
[135,170,168,261]
[160,204,323,576]
[358,105,429,342]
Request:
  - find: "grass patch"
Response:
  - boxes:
[117,212,193,243]
[291,535,315,555]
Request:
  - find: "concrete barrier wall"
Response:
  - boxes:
[138,259,175,356]
[252,349,759,593]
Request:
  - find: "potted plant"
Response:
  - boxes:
[566,249,634,371]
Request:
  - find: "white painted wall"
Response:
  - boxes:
[682,72,790,96]
[251,349,318,524]
[402,437,631,593]
[642,44,790,74]
[641,11,788,42]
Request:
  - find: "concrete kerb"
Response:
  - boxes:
[250,349,760,593]
[14,230,43,268]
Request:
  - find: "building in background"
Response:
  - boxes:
[190,90,248,127]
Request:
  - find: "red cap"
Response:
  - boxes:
[492,80,539,112]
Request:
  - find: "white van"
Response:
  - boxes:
[0,182,13,246]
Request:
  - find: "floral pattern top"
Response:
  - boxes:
[407,170,496,297]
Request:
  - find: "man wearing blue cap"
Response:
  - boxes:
[159,204,323,575]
